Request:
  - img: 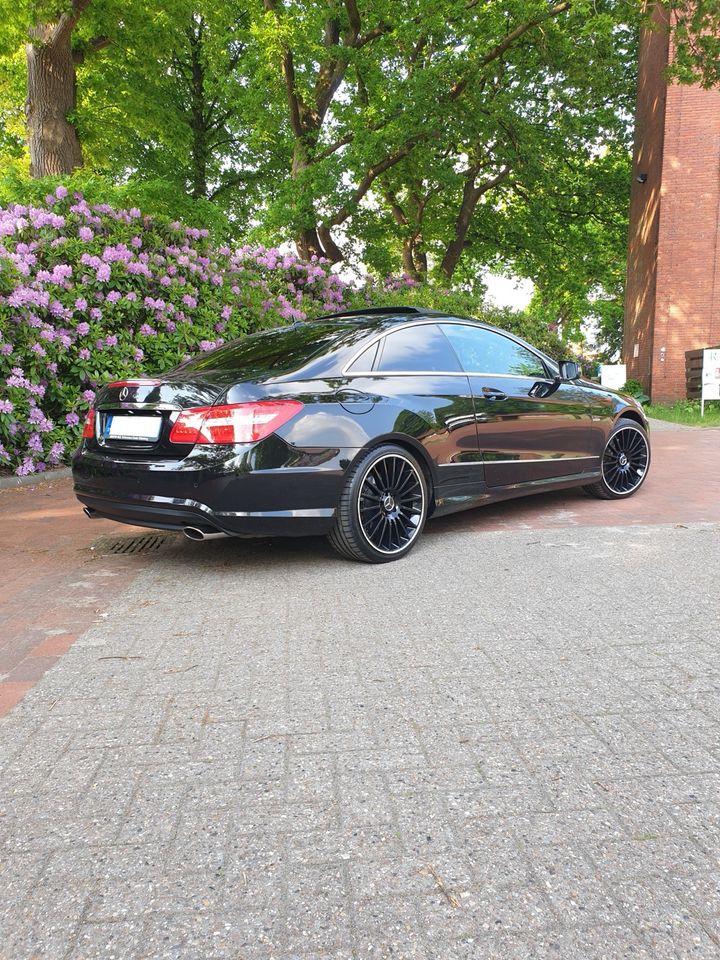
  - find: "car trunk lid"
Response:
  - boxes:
[91,376,234,459]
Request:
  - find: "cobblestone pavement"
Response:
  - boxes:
[0,479,145,716]
[1,513,720,959]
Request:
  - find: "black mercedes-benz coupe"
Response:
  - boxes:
[73,307,650,562]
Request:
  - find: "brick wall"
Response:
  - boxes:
[623,11,669,392]
[624,10,720,403]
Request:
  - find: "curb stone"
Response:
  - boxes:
[0,466,72,490]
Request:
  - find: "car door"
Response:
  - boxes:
[344,323,484,506]
[441,322,602,487]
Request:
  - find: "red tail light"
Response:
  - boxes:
[82,408,95,439]
[169,400,303,445]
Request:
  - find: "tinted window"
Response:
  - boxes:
[376,324,461,373]
[179,323,344,378]
[442,324,546,377]
[347,341,379,373]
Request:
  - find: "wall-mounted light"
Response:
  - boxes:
[636,173,648,184]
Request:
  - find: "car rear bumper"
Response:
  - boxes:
[72,443,357,537]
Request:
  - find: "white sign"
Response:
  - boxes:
[701,348,720,415]
[600,364,627,391]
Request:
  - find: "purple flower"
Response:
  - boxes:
[106,290,121,304]
[133,348,144,362]
[79,348,90,360]
[139,324,156,337]
[96,263,111,282]
[28,433,43,453]
[75,297,88,311]
[48,441,65,464]
[105,335,118,347]
[82,389,95,403]
[65,412,80,426]
[76,321,90,335]
[0,399,13,413]
[55,185,68,200]
[90,308,102,321]
[16,457,35,477]
[78,226,93,242]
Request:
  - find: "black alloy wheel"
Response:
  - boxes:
[584,417,650,500]
[328,444,428,562]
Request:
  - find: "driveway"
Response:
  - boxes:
[1,422,720,959]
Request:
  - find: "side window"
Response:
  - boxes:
[375,324,461,373]
[442,324,547,378]
[347,341,379,373]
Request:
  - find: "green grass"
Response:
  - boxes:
[645,400,720,427]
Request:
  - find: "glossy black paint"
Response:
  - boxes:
[72,309,649,539]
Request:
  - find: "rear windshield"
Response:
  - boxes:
[179,322,345,378]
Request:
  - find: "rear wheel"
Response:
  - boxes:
[584,417,650,500]
[328,445,428,563]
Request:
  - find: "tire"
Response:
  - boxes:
[328,444,429,563]
[583,417,650,500]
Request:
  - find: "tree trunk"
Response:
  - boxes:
[440,166,510,280]
[401,240,418,280]
[26,25,83,178]
[440,177,483,280]
[188,24,209,199]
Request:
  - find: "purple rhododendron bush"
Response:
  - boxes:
[0,187,423,476]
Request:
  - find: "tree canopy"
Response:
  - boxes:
[0,0,718,352]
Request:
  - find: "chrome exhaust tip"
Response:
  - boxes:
[182,526,229,541]
[83,506,99,519]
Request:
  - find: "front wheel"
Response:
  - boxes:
[583,417,650,500]
[328,445,429,563]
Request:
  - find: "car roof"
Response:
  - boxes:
[312,307,542,350]
[268,307,557,381]
[314,306,447,327]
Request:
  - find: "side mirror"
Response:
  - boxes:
[559,360,580,381]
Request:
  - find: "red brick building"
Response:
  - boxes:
[624,10,720,402]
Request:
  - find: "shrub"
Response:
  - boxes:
[0,189,421,474]
[0,189,564,476]
[620,378,649,404]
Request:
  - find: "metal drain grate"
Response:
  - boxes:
[92,532,175,556]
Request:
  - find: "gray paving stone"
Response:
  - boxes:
[2,523,720,958]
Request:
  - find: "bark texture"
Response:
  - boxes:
[25,8,89,178]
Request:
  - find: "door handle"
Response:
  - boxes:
[481,387,507,401]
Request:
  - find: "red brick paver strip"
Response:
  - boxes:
[429,420,720,535]
[0,476,146,716]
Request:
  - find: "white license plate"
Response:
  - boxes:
[105,415,162,442]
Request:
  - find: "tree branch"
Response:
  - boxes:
[450,1,572,100]
[324,135,424,228]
